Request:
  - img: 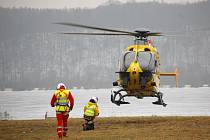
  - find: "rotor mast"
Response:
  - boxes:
[134,36,148,45]
[133,31,149,45]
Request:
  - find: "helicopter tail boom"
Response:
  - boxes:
[160,68,179,87]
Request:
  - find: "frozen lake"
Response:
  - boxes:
[0,87,210,120]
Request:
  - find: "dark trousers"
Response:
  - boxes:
[83,115,95,131]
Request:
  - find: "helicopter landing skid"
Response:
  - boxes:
[111,89,130,106]
[152,92,167,107]
[152,101,167,107]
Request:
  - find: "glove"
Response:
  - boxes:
[51,102,56,107]
[69,106,73,111]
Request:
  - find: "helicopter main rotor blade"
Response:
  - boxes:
[61,32,131,36]
[55,22,163,38]
[147,32,162,36]
[55,22,134,35]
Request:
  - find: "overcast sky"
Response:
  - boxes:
[0,0,207,9]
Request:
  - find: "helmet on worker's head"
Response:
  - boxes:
[57,83,66,90]
[90,97,98,103]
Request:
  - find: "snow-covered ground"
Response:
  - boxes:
[0,87,210,120]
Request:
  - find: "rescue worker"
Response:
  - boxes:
[83,97,100,131]
[50,83,74,139]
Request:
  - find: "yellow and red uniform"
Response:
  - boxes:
[51,88,74,138]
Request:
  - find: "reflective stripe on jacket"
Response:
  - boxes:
[54,90,70,112]
[84,102,99,117]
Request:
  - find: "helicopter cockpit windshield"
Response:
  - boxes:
[124,51,135,70]
[120,51,157,72]
[120,51,135,72]
[137,52,156,72]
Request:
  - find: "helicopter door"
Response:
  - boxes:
[137,52,156,72]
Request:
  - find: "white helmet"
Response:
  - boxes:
[56,83,66,90]
[91,97,98,103]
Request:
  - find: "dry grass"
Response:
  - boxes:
[0,116,210,140]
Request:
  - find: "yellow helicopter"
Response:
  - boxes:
[56,22,179,107]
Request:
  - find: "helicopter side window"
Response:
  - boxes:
[122,51,135,71]
[137,52,156,72]
[144,48,150,51]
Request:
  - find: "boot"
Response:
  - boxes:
[58,135,62,140]
[87,121,94,130]
[83,124,87,131]
[90,123,94,130]
[63,132,68,137]
[86,123,92,130]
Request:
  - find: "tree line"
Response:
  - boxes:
[0,1,210,90]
